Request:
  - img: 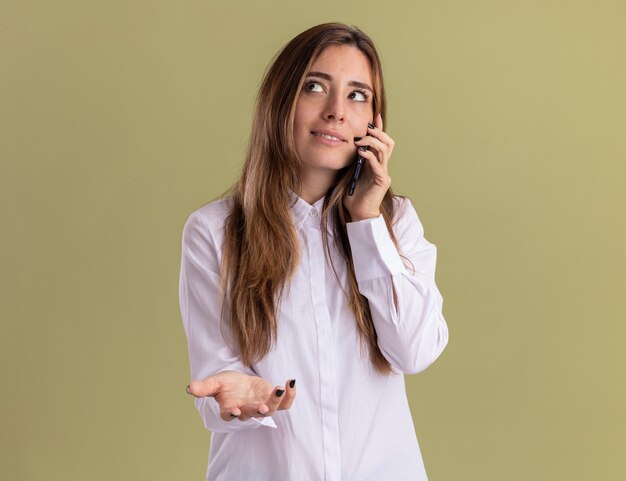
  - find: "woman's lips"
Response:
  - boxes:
[311,131,346,146]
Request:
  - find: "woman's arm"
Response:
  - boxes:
[346,196,449,374]
[179,211,280,432]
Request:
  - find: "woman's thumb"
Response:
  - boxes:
[186,376,220,398]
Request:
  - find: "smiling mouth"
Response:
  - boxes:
[311,131,345,142]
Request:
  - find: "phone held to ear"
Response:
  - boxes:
[348,140,368,196]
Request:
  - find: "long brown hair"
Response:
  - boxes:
[221,23,400,375]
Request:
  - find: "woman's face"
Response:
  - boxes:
[293,45,374,177]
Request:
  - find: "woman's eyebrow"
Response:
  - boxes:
[306,71,373,92]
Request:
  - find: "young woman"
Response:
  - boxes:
[180,22,449,481]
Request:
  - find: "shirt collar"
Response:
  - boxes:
[288,189,334,237]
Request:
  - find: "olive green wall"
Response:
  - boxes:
[2,1,625,480]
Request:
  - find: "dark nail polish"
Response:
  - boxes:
[358,146,367,152]
[354,136,362,141]
[230,413,238,418]
[367,122,375,129]
[289,379,296,389]
[276,389,285,397]
[185,385,192,395]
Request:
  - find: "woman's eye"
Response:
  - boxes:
[349,90,369,102]
[304,81,323,92]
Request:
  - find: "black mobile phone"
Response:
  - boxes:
[348,141,368,196]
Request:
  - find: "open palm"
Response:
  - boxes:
[187,370,296,421]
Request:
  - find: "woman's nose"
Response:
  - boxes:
[322,94,345,121]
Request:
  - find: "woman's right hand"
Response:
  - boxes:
[186,370,296,421]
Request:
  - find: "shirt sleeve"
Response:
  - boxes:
[179,211,277,432]
[346,197,449,374]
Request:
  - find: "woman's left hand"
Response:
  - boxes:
[343,112,395,221]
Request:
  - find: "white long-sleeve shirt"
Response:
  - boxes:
[179,192,449,481]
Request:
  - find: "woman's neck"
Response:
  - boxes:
[298,167,336,204]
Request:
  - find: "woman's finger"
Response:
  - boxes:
[278,378,296,411]
[255,379,296,417]
[355,136,388,161]
[186,376,220,398]
[238,402,263,421]
[354,142,386,173]
[362,138,394,170]
[216,393,244,421]
[261,386,286,416]
[220,405,242,422]
[358,149,389,180]
[366,117,395,168]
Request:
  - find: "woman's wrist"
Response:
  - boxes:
[349,211,380,222]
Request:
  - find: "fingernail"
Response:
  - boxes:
[358,146,367,152]
[367,122,375,129]
[289,379,296,389]
[185,385,192,395]
[257,410,266,416]
[230,413,238,418]
[354,136,362,141]
[276,389,285,397]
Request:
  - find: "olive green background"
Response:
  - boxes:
[2,1,625,480]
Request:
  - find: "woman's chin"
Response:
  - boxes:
[301,155,355,172]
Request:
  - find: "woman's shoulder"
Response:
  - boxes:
[188,196,233,224]
[182,196,234,248]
